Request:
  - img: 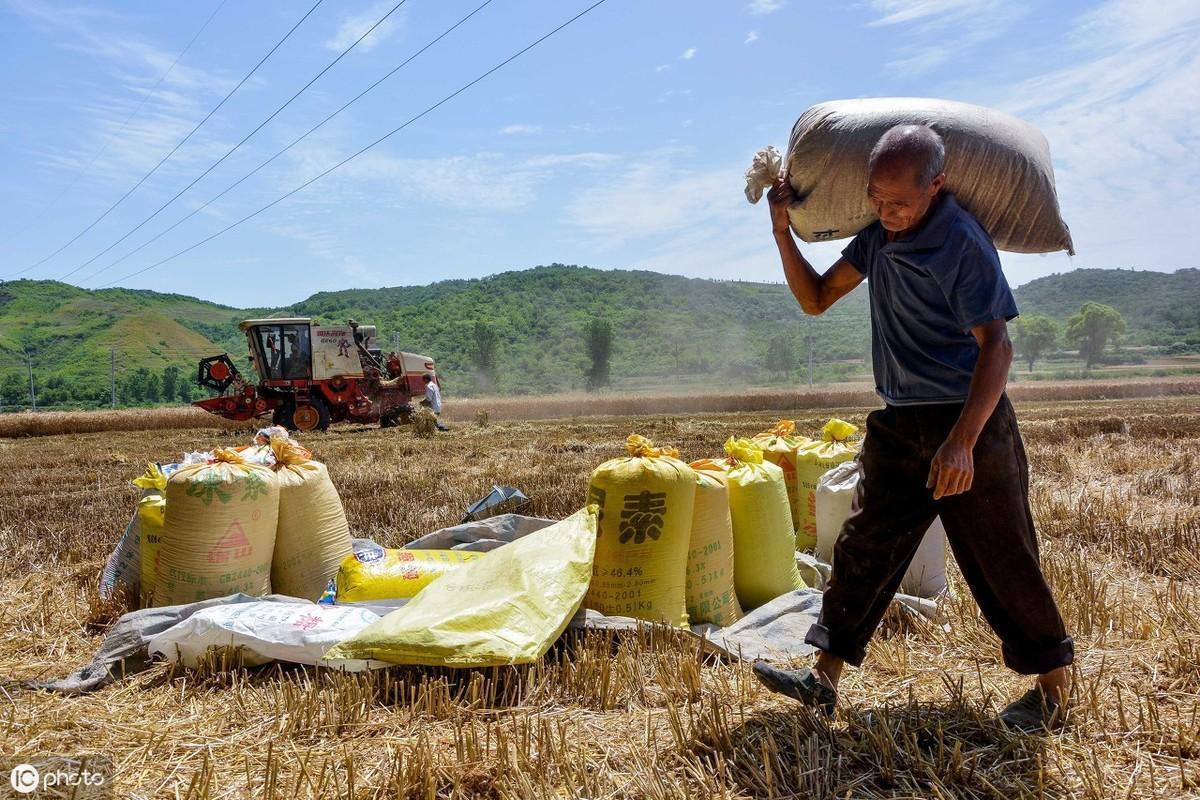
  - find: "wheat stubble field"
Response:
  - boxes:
[0,393,1197,799]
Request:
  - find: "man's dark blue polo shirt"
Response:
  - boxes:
[841,193,1018,406]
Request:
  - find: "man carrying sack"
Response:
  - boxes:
[752,124,1074,732]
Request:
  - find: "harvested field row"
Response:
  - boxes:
[1,376,1197,438]
[0,395,1197,798]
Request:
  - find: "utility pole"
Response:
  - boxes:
[392,332,400,353]
[111,347,117,408]
[22,345,35,410]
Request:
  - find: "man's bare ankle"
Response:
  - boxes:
[813,654,845,690]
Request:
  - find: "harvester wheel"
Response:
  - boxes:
[282,398,330,432]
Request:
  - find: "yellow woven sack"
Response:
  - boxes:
[585,435,695,627]
[724,438,805,610]
[686,460,743,626]
[132,462,169,493]
[154,449,279,606]
[326,506,598,667]
[794,419,860,551]
[270,438,352,600]
[752,420,811,541]
[137,495,166,604]
[334,548,484,603]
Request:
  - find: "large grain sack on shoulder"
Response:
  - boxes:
[747,97,1073,254]
[326,507,598,667]
[752,420,811,542]
[686,460,743,627]
[334,547,484,603]
[794,419,859,551]
[586,435,695,627]
[270,438,352,600]
[724,438,804,610]
[815,460,948,598]
[154,449,279,606]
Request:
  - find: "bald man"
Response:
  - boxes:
[753,124,1074,733]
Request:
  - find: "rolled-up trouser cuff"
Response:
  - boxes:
[1002,636,1075,675]
[804,623,867,667]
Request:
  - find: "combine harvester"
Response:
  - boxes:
[194,318,439,432]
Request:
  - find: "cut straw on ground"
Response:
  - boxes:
[0,395,1196,797]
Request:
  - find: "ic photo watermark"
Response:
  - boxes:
[4,755,112,799]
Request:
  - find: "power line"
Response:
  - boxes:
[0,0,229,249]
[103,0,613,288]
[60,0,408,283]
[76,0,496,287]
[3,0,324,280]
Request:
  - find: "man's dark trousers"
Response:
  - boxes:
[805,394,1074,674]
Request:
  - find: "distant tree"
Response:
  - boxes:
[144,372,162,403]
[1012,314,1059,372]
[765,334,795,376]
[123,366,153,403]
[178,371,195,403]
[586,317,613,390]
[1,372,24,406]
[1066,302,1127,368]
[471,321,499,383]
[161,365,180,403]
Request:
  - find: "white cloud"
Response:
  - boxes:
[8,0,237,184]
[746,0,785,15]
[681,47,697,60]
[500,124,543,136]
[867,0,1001,26]
[745,31,759,44]
[868,0,1027,76]
[655,64,671,73]
[564,153,737,244]
[986,0,1200,272]
[283,138,616,213]
[324,1,404,52]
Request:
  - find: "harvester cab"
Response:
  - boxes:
[194,318,439,432]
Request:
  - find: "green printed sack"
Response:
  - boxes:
[153,449,279,606]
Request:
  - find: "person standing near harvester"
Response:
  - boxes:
[421,373,449,431]
[752,124,1074,732]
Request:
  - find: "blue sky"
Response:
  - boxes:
[0,0,1196,308]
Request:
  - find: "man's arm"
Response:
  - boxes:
[769,180,864,315]
[927,319,1014,499]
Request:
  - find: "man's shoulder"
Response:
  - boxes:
[944,199,998,257]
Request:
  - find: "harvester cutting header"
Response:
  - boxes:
[194,318,439,432]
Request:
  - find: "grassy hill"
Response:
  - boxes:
[1,265,1196,407]
[1013,268,1200,346]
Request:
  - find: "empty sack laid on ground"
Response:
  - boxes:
[745,97,1073,254]
[148,600,385,671]
[325,506,598,668]
[334,548,484,603]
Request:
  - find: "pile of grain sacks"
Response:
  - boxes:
[102,434,352,607]
[584,420,948,627]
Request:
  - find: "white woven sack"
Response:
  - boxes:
[815,461,948,598]
[747,97,1073,254]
